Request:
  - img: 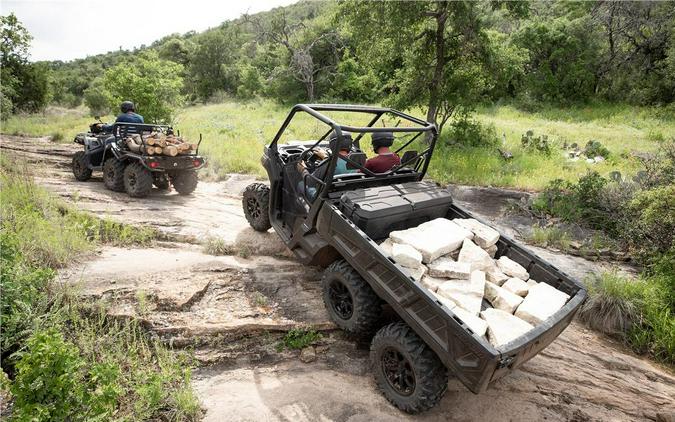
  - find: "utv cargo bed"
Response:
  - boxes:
[318,181,586,394]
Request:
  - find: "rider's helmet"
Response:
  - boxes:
[328,130,353,153]
[371,131,394,153]
[120,101,135,113]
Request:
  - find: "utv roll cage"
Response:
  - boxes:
[269,104,438,198]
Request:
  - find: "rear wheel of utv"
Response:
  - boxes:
[171,171,198,195]
[124,162,153,198]
[321,259,382,335]
[103,157,126,192]
[153,173,170,190]
[371,322,447,414]
[242,183,271,232]
[72,151,92,181]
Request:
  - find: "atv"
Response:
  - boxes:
[72,122,206,198]
[242,104,586,413]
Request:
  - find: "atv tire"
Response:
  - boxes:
[72,151,92,181]
[371,322,447,414]
[153,173,170,190]
[321,259,382,335]
[242,183,271,232]
[124,162,153,198]
[103,157,126,192]
[171,171,198,195]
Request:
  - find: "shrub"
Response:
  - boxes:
[445,112,499,148]
[521,130,551,155]
[277,329,322,351]
[626,185,675,266]
[583,140,610,159]
[526,226,572,250]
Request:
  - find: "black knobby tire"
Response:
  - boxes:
[124,162,153,198]
[72,151,92,181]
[321,259,382,335]
[371,322,448,414]
[103,157,126,192]
[171,171,198,195]
[153,173,170,190]
[242,183,271,232]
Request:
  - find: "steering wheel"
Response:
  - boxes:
[299,146,329,172]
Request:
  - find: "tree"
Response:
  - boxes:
[99,52,184,123]
[340,1,522,135]
[245,9,341,102]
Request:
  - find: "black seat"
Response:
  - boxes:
[400,150,421,168]
[346,152,367,169]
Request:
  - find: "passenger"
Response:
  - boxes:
[365,131,400,173]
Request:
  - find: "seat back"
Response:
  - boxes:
[400,150,421,168]
[346,152,367,169]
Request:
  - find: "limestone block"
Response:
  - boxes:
[484,281,523,314]
[431,291,488,337]
[392,242,423,268]
[405,264,427,283]
[390,218,473,263]
[454,218,500,248]
[515,282,570,325]
[485,264,509,285]
[502,278,530,297]
[428,257,471,279]
[379,238,394,257]
[496,256,530,280]
[485,244,498,258]
[457,239,494,271]
[437,270,486,315]
[526,279,538,288]
[481,308,534,347]
[421,275,445,292]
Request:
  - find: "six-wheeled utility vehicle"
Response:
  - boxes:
[72,122,205,198]
[242,104,587,413]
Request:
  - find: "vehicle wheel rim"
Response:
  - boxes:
[128,171,137,187]
[381,347,415,396]
[246,197,261,219]
[328,280,353,320]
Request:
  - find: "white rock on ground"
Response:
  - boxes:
[437,270,486,315]
[502,278,530,297]
[428,257,471,279]
[457,239,494,271]
[379,238,394,257]
[496,256,530,280]
[390,218,473,263]
[515,282,570,325]
[392,242,423,268]
[485,264,509,285]
[481,308,534,347]
[431,291,488,337]
[484,281,524,314]
[405,264,427,283]
[454,218,500,248]
[421,275,446,292]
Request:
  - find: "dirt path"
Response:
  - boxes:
[2,135,673,422]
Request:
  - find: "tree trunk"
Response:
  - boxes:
[425,2,449,142]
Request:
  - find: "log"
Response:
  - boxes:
[144,146,155,155]
[154,146,163,154]
[162,145,178,156]
[125,137,141,153]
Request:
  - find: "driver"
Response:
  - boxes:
[365,131,400,173]
[297,131,356,199]
[100,101,144,132]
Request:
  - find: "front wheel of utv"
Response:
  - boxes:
[321,260,382,335]
[242,183,271,232]
[103,157,126,192]
[171,171,198,195]
[371,322,448,414]
[124,162,153,198]
[72,151,92,181]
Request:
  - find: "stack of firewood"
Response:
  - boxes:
[124,132,197,156]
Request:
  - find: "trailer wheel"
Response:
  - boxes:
[72,151,92,181]
[171,171,198,195]
[321,259,382,335]
[124,162,153,198]
[242,183,271,232]
[371,322,447,414]
[103,157,126,192]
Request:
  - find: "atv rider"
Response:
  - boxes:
[365,131,400,173]
[297,131,356,200]
[100,101,144,133]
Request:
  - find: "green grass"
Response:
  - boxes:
[526,226,573,251]
[3,100,673,189]
[0,158,200,421]
[1,106,114,142]
[276,328,322,351]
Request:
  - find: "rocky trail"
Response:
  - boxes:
[2,135,673,422]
